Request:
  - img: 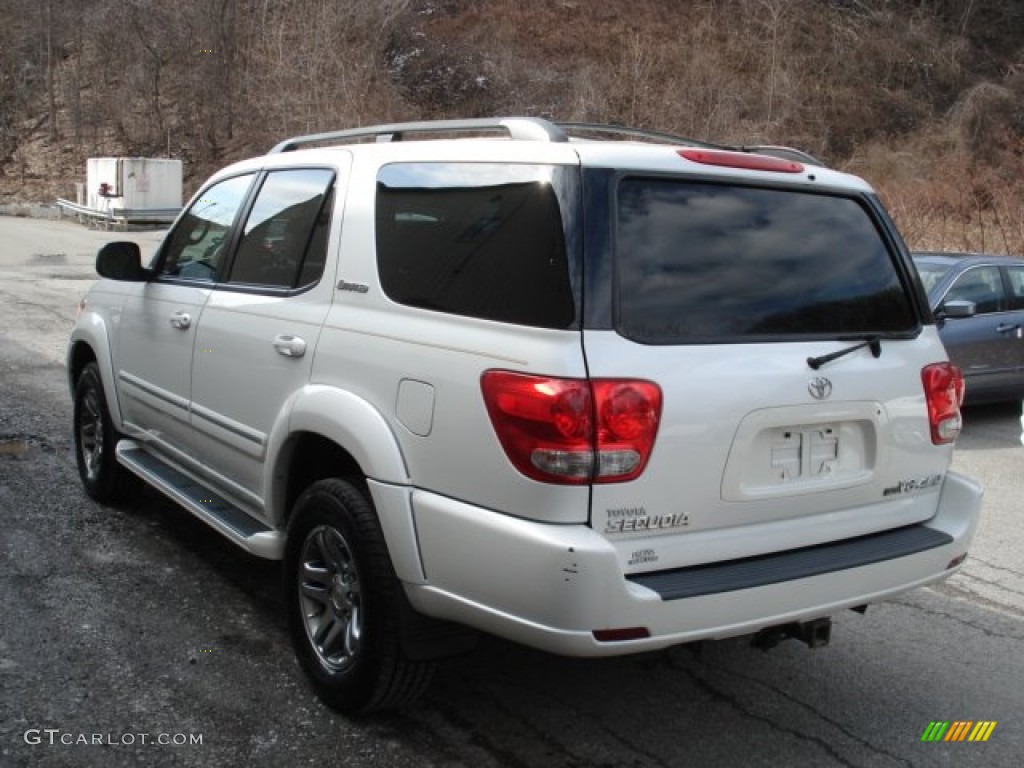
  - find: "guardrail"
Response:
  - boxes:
[56,198,181,228]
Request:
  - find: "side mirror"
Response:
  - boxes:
[937,299,976,321]
[96,242,148,281]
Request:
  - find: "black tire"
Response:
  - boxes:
[284,478,434,714]
[73,362,133,503]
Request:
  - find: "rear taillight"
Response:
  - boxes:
[921,363,965,444]
[481,371,662,484]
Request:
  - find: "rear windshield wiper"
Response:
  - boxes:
[807,336,881,370]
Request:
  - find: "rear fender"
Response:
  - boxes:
[265,386,423,581]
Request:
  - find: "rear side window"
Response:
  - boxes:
[376,163,575,328]
[615,180,917,343]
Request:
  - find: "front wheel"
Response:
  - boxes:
[73,362,133,503]
[284,478,433,714]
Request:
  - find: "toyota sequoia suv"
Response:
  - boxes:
[67,117,983,714]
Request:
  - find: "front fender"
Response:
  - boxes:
[68,313,122,432]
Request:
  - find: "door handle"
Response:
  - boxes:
[169,311,192,330]
[273,335,307,358]
[995,323,1020,334]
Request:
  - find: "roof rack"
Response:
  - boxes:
[268,116,827,167]
[269,117,569,153]
[556,122,723,149]
[739,145,825,167]
[557,123,826,166]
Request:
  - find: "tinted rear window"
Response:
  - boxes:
[615,180,917,343]
[376,163,575,329]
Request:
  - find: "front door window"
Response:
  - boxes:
[158,174,254,282]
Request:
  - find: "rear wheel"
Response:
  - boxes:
[284,478,433,714]
[73,362,132,503]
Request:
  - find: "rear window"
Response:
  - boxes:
[615,179,917,343]
[376,163,576,329]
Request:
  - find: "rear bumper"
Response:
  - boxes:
[405,471,982,656]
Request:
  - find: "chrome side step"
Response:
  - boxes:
[116,441,285,559]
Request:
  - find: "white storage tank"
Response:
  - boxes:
[86,157,183,213]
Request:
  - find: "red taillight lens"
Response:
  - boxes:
[481,372,594,484]
[551,386,591,438]
[678,148,804,173]
[921,363,965,445]
[481,371,662,484]
[598,382,659,439]
[593,380,661,479]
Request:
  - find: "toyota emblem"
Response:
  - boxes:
[808,376,833,400]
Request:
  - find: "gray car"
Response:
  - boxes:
[913,251,1024,404]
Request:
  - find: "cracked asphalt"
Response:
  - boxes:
[1,217,1022,767]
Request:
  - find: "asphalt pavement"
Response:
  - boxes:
[1,216,1022,767]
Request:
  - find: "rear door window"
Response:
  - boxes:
[614,179,917,343]
[227,168,335,290]
[1005,266,1024,311]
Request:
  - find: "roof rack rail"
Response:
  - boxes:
[557,122,827,167]
[556,122,723,149]
[739,145,825,167]
[269,117,569,153]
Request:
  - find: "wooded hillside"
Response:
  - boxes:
[2,0,1023,252]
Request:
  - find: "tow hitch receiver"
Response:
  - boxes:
[752,617,832,651]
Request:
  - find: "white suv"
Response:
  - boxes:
[68,117,983,714]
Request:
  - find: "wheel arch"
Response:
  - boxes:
[275,432,366,531]
[68,320,123,433]
[266,385,410,523]
[265,386,420,578]
[67,340,97,392]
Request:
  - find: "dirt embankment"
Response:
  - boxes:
[2,0,1023,252]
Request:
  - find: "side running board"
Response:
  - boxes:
[116,441,285,559]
